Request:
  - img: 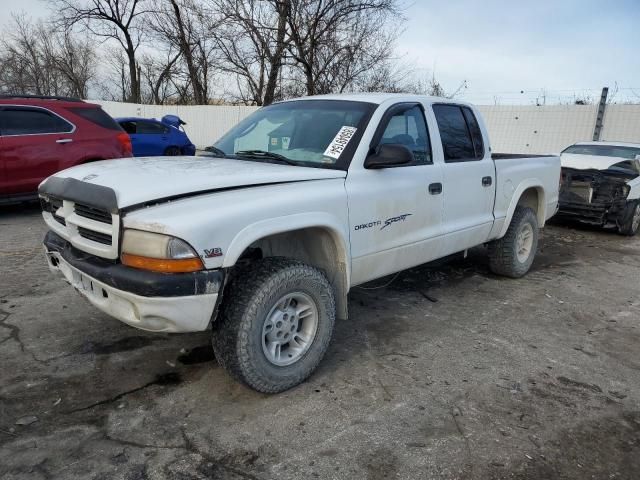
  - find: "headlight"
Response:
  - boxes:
[621,184,631,198]
[121,230,203,273]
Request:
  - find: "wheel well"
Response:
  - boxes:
[234,227,349,320]
[517,187,545,225]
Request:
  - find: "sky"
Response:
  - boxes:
[2,0,640,105]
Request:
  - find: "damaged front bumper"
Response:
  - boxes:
[43,231,223,332]
[558,168,631,225]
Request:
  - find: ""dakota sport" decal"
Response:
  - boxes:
[354,213,413,231]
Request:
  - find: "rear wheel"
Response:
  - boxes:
[618,200,640,236]
[488,206,539,278]
[211,257,335,393]
[164,146,181,156]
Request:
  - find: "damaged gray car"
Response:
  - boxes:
[558,141,640,236]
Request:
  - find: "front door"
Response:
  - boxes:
[346,103,445,286]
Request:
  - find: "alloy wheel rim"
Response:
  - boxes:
[262,292,318,366]
[516,223,534,263]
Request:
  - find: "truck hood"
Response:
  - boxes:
[47,156,346,209]
[561,153,640,174]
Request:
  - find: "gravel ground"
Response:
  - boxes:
[1,203,639,480]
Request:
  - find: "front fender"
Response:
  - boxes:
[223,212,351,285]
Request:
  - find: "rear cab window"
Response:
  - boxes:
[0,107,74,135]
[432,104,485,162]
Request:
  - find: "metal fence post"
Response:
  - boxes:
[592,87,609,141]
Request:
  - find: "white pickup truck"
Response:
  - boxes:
[40,93,560,392]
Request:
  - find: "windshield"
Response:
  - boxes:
[213,100,376,169]
[562,144,640,160]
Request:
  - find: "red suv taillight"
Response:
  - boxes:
[117,132,133,157]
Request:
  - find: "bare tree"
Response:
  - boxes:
[49,0,149,102]
[139,50,181,104]
[412,72,468,98]
[51,32,96,97]
[286,0,399,96]
[150,0,219,104]
[211,0,290,105]
[0,14,96,97]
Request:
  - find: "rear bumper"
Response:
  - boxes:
[182,143,197,156]
[44,231,222,332]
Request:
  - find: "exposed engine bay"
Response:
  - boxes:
[558,166,636,226]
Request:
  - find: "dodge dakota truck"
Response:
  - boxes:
[40,93,561,393]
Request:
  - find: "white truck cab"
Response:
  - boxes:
[40,93,561,392]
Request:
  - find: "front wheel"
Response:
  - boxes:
[211,257,336,393]
[618,200,640,236]
[488,206,539,278]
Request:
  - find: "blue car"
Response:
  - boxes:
[116,115,196,157]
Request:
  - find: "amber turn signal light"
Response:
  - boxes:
[121,253,204,273]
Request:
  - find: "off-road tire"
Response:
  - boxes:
[211,257,336,393]
[488,206,539,278]
[164,146,181,156]
[618,200,640,236]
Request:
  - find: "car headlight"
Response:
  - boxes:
[121,229,203,273]
[621,184,631,198]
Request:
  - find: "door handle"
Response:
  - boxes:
[56,139,73,144]
[482,176,493,187]
[428,182,443,195]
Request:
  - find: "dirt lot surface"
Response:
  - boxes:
[1,204,639,480]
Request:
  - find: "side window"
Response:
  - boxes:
[136,121,167,134]
[0,108,73,135]
[378,105,432,165]
[432,104,476,162]
[119,121,137,134]
[462,107,485,159]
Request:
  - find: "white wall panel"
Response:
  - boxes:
[93,100,640,154]
[477,105,599,154]
[600,105,640,143]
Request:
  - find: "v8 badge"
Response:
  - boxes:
[204,248,223,258]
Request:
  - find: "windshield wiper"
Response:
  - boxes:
[234,150,298,166]
[203,145,227,157]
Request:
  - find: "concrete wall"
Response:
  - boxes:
[95,100,640,154]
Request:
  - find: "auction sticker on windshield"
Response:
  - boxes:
[324,126,357,159]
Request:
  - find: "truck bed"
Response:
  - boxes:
[492,153,558,160]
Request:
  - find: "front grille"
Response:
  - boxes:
[40,183,120,260]
[78,226,112,245]
[41,196,66,225]
[74,203,112,224]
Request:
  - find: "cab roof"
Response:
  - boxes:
[283,92,472,107]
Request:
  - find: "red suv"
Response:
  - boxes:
[0,95,132,204]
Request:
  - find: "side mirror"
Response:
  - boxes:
[364,144,413,169]
[635,154,640,161]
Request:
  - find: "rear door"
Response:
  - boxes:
[0,106,75,195]
[133,120,170,156]
[346,102,445,285]
[431,104,496,254]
